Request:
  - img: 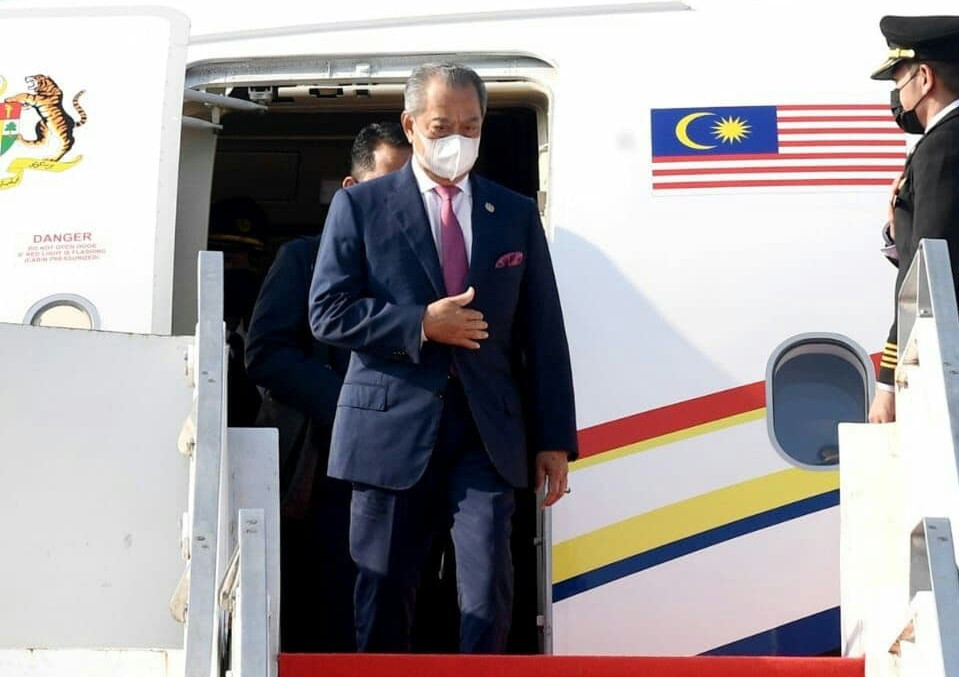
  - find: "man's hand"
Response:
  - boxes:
[868,389,896,423]
[424,287,488,349]
[535,451,569,508]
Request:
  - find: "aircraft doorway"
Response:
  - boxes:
[210,103,543,249]
[186,66,552,654]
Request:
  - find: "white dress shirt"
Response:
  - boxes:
[410,155,473,263]
[411,157,475,342]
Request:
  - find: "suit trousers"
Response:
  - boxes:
[349,377,516,654]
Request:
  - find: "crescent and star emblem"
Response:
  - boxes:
[672,111,752,150]
[674,111,717,150]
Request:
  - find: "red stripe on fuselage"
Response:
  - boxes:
[577,353,883,461]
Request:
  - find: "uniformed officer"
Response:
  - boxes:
[207,196,270,426]
[868,15,959,423]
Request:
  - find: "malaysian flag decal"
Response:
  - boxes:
[650,104,906,192]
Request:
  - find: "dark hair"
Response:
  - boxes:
[404,62,488,117]
[349,122,410,179]
[929,60,959,97]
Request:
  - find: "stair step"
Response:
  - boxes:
[280,653,864,677]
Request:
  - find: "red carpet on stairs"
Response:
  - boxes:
[280,654,864,677]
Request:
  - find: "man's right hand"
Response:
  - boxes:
[423,287,488,349]
[868,389,896,423]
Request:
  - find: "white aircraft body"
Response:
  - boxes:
[0,2,953,674]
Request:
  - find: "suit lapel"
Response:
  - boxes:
[391,163,446,297]
[467,174,498,289]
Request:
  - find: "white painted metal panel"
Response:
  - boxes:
[220,429,280,677]
[232,508,269,677]
[838,421,906,677]
[183,252,226,677]
[0,649,184,677]
[0,322,192,648]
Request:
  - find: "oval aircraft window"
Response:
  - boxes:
[24,294,101,331]
[765,335,874,469]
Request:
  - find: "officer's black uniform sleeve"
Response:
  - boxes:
[880,126,959,386]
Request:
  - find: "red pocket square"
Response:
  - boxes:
[495,251,524,268]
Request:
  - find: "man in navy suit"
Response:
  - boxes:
[309,63,578,654]
[245,122,411,651]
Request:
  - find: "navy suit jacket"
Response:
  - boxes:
[309,162,577,490]
[246,236,350,426]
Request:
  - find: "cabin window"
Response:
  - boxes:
[24,294,100,330]
[765,335,873,469]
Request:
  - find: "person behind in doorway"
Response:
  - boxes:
[868,16,959,424]
[207,196,270,427]
[309,63,578,654]
[244,122,411,652]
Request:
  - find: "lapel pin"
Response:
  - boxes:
[485,202,495,213]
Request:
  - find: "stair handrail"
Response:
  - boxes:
[892,238,959,677]
[219,509,269,677]
[904,518,959,675]
[176,251,227,677]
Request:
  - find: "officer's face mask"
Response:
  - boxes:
[412,120,480,181]
[890,68,927,135]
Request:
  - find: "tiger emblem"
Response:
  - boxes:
[4,75,86,161]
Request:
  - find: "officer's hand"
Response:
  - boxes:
[424,287,488,349]
[868,389,896,424]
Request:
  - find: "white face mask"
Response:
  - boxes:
[412,122,480,181]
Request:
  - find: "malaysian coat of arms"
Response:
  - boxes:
[0,74,86,190]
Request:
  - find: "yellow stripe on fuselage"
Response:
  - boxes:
[552,467,839,584]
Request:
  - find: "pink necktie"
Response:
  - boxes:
[434,184,468,296]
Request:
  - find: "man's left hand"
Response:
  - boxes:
[535,451,569,508]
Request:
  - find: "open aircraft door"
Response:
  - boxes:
[0,7,189,335]
[172,87,267,334]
